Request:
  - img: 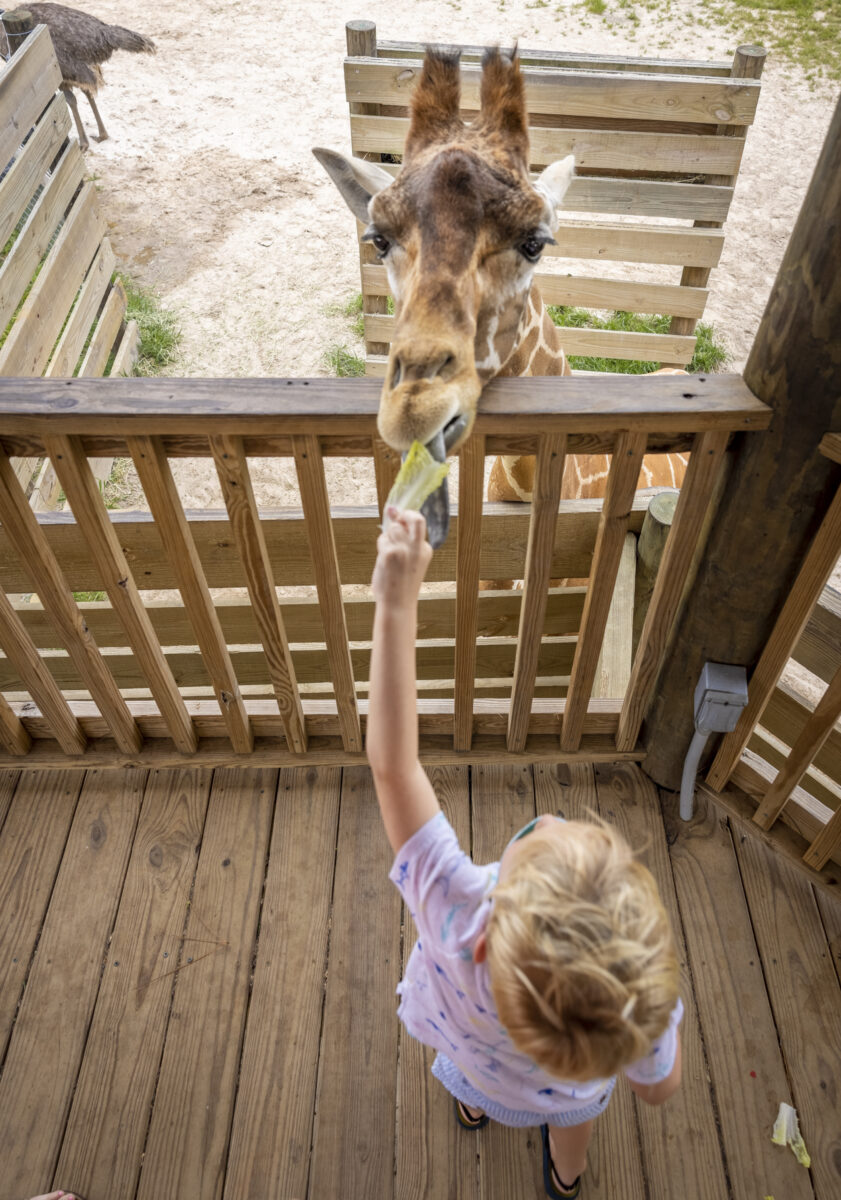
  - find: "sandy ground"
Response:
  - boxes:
[36,0,839,704]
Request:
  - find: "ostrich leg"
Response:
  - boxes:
[85,90,109,142]
[62,86,89,151]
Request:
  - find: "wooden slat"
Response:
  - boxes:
[662,790,814,1200]
[535,762,647,1200]
[109,317,140,377]
[293,434,361,752]
[0,769,146,1197]
[804,803,841,873]
[0,768,19,834]
[372,435,400,514]
[470,764,543,1198]
[0,585,86,753]
[0,447,141,753]
[0,373,772,438]
[507,433,567,751]
[344,59,761,125]
[561,432,646,751]
[12,695,623,742]
[0,690,31,755]
[593,531,635,700]
[748,725,841,819]
[351,115,746,175]
[0,771,84,1053]
[10,587,587,648]
[395,765,478,1199]
[547,221,725,267]
[0,499,656,594]
[753,661,841,834]
[593,764,729,1196]
[77,279,126,376]
[47,434,197,754]
[362,263,708,320]
[0,92,71,252]
[0,181,104,375]
[0,139,86,338]
[0,26,62,169]
[210,433,307,753]
[707,478,841,790]
[733,826,841,1199]
[762,679,841,795]
[54,768,210,1200]
[792,584,841,684]
[0,731,644,772]
[819,431,841,464]
[364,314,698,364]
[46,238,116,377]
[376,40,732,75]
[135,767,275,1200]
[454,433,485,750]
[128,435,253,753]
[308,767,401,1197]
[223,767,341,1200]
[617,429,729,750]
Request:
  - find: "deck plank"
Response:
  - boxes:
[593,763,729,1198]
[0,769,20,833]
[470,764,544,1200]
[815,889,841,991]
[222,766,341,1200]
[137,767,276,1200]
[535,763,647,1200]
[309,766,401,1199]
[396,765,480,1200]
[734,826,841,1199]
[54,768,212,1200]
[663,788,815,1199]
[0,771,84,1063]
[0,768,145,1197]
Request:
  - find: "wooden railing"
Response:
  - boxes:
[0,373,769,769]
[702,434,841,877]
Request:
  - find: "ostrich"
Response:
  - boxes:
[17,4,156,150]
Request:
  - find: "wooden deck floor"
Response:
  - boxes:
[0,761,839,1200]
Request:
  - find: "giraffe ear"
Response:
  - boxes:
[534,155,576,227]
[313,148,394,223]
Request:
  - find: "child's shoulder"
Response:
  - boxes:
[389,812,496,910]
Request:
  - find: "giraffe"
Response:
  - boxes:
[314,45,687,546]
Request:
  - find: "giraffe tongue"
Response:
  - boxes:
[419,417,469,550]
[420,430,449,549]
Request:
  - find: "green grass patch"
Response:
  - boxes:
[112,272,181,375]
[547,306,729,373]
[324,344,366,376]
[702,0,841,80]
[584,0,607,13]
[73,591,107,602]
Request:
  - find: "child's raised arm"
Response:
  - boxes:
[367,507,441,853]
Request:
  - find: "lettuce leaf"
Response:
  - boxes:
[384,441,449,525]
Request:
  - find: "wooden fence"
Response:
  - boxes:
[702,433,841,876]
[0,22,139,507]
[343,22,765,373]
[0,372,768,769]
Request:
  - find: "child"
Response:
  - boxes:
[367,508,683,1199]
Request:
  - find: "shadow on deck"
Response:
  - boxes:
[0,761,838,1200]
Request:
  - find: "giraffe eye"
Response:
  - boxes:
[371,233,391,257]
[519,236,545,263]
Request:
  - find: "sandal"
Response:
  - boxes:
[454,1097,489,1130]
[540,1124,581,1198]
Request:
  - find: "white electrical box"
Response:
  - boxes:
[693,662,749,736]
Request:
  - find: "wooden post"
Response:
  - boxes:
[346,20,390,364]
[2,9,35,56]
[663,45,767,368]
[643,89,841,789]
[633,491,678,656]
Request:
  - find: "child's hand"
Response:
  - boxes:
[372,507,433,608]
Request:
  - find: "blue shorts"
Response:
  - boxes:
[432,1053,616,1128]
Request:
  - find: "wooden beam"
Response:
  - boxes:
[0,447,142,753]
[507,434,567,751]
[0,689,31,756]
[127,435,254,754]
[561,432,646,751]
[643,89,841,788]
[210,434,307,753]
[453,433,485,751]
[292,435,361,753]
[46,435,197,755]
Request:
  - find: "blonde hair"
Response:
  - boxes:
[485,818,679,1081]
